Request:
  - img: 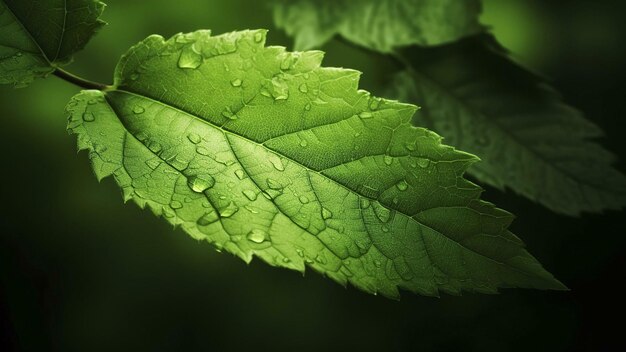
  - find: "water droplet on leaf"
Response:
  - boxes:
[93,143,107,153]
[242,189,257,201]
[82,112,95,122]
[197,210,219,226]
[178,48,202,69]
[269,76,289,100]
[170,156,190,171]
[356,238,370,250]
[244,205,259,213]
[145,159,161,170]
[247,229,268,243]
[268,155,285,171]
[214,36,237,55]
[416,158,430,168]
[369,97,381,110]
[280,55,295,70]
[135,132,148,141]
[267,178,283,190]
[162,207,175,218]
[187,133,201,144]
[235,169,246,180]
[264,189,282,199]
[196,146,210,156]
[222,107,237,120]
[174,34,191,44]
[359,111,373,119]
[254,32,264,43]
[148,141,162,153]
[219,202,239,218]
[373,204,391,223]
[188,175,215,192]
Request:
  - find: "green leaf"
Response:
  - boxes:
[273,0,484,52]
[273,0,626,215]
[67,29,564,298]
[388,35,626,215]
[0,0,106,87]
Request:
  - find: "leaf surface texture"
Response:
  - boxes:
[67,30,564,298]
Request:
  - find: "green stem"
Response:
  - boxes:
[53,68,112,90]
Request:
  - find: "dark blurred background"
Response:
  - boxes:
[1,0,624,351]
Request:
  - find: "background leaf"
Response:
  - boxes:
[0,0,105,87]
[274,0,626,215]
[68,29,563,298]
[273,0,483,52]
[388,35,626,215]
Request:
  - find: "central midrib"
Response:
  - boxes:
[113,88,443,221]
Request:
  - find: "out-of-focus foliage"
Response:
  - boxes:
[388,35,626,215]
[0,0,105,87]
[274,0,626,215]
[273,0,483,52]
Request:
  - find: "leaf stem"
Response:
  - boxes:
[53,68,112,90]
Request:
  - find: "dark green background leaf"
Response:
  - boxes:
[389,35,626,215]
[273,0,483,52]
[275,0,626,215]
[0,0,105,87]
